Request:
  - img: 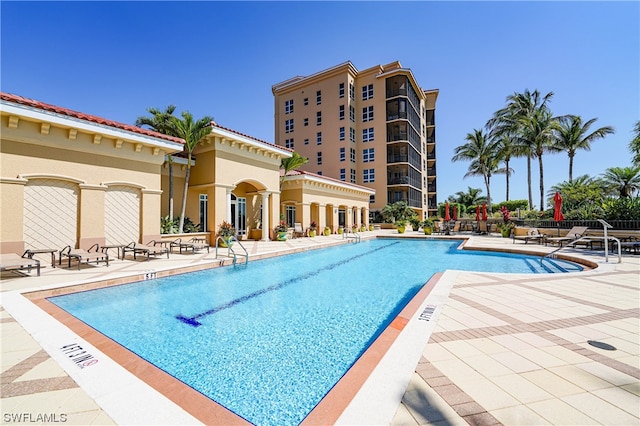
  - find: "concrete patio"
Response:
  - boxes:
[1,230,638,425]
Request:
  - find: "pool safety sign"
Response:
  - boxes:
[418,305,438,322]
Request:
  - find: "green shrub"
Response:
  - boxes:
[602,197,640,220]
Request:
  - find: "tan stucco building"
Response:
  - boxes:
[272,61,439,220]
[167,123,374,240]
[1,92,375,256]
[0,93,184,255]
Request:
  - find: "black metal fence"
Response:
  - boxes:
[512,219,640,230]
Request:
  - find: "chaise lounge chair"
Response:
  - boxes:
[59,244,109,270]
[0,253,41,276]
[122,241,170,261]
[477,221,488,234]
[292,223,305,238]
[544,226,588,247]
[170,237,210,254]
[512,227,544,244]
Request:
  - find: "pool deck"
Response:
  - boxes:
[1,230,638,425]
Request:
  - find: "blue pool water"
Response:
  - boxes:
[49,239,581,425]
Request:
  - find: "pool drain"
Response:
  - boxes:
[587,340,616,351]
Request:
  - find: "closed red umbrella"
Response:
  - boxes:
[444,201,451,222]
[553,192,565,222]
[453,205,458,221]
[482,203,488,221]
[475,205,480,221]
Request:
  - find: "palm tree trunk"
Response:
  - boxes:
[527,155,533,209]
[538,155,545,212]
[178,158,191,234]
[485,174,492,214]
[568,154,574,183]
[505,159,510,201]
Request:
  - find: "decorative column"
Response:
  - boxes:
[260,191,270,241]
[355,207,361,227]
[226,187,234,223]
[318,204,326,231]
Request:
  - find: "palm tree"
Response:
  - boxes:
[494,135,517,201]
[280,151,308,189]
[630,120,640,167]
[452,128,503,213]
[489,89,555,210]
[601,166,640,198]
[136,105,178,219]
[555,115,615,182]
[168,111,214,233]
[449,187,486,208]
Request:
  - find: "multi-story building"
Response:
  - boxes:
[272,61,438,220]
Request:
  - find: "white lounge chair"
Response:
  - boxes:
[544,226,588,247]
[59,244,109,270]
[0,253,40,276]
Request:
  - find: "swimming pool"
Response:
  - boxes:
[48,239,582,425]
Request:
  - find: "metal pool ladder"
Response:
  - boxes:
[215,236,249,265]
[342,228,361,243]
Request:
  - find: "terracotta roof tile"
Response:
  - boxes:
[1,92,184,145]
[210,121,293,153]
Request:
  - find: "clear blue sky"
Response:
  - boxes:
[2,1,638,209]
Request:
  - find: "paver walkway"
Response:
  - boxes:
[1,231,638,425]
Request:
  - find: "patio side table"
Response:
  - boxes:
[101,244,126,260]
[23,248,57,268]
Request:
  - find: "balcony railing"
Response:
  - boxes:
[388,176,409,185]
[387,154,408,163]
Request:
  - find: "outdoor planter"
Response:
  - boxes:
[323,227,331,236]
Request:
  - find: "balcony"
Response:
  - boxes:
[388,176,409,185]
[387,154,408,163]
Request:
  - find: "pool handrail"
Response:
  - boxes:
[214,236,249,265]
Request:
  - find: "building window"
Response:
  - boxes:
[285,99,294,114]
[350,168,356,183]
[304,138,309,145]
[285,138,294,149]
[363,169,375,183]
[285,119,294,133]
[349,127,356,143]
[349,82,355,100]
[199,194,208,232]
[362,106,374,122]
[317,151,322,165]
[340,168,346,181]
[316,90,322,105]
[363,148,374,162]
[285,205,296,227]
[339,105,345,120]
[349,105,355,122]
[317,171,323,176]
[304,98,308,106]
[339,127,345,141]
[316,111,322,126]
[316,132,322,145]
[350,147,356,163]
[339,83,345,98]
[304,117,309,126]
[362,84,374,100]
[363,127,374,142]
[369,194,375,204]
[339,147,345,161]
